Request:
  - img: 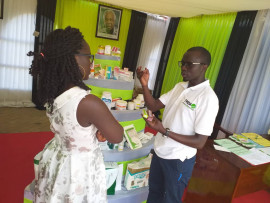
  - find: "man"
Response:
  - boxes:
[137,47,219,203]
[101,9,117,35]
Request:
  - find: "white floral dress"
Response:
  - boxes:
[34,87,107,203]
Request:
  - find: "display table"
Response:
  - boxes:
[94,54,120,68]
[185,134,270,203]
[23,137,152,203]
[24,113,152,203]
[24,181,148,203]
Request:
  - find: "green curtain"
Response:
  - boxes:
[54,0,131,67]
[160,13,237,95]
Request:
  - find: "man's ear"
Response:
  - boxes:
[202,64,208,72]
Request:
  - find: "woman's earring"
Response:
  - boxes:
[78,65,85,79]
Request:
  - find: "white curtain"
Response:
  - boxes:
[0,0,37,107]
[135,14,170,90]
[220,9,270,137]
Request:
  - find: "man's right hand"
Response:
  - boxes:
[136,66,149,87]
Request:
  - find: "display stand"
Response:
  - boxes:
[24,109,152,203]
[94,54,120,68]
[24,138,152,203]
[24,63,151,202]
[85,78,134,100]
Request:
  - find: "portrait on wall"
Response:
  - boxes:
[0,0,4,19]
[96,5,122,40]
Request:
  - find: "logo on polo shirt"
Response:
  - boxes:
[183,99,196,110]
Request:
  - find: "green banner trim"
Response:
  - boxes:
[119,118,146,132]
[87,85,133,100]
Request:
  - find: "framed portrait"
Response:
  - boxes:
[0,0,4,19]
[96,5,122,40]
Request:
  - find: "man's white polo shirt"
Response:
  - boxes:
[154,80,219,161]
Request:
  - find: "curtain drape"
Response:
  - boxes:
[0,0,37,107]
[153,17,180,99]
[135,15,170,90]
[32,0,57,109]
[211,11,257,138]
[220,10,270,137]
[160,13,237,97]
[122,10,147,73]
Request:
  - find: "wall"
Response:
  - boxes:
[54,0,131,67]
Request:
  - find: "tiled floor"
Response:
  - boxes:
[0,107,50,133]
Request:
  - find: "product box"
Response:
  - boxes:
[124,154,152,190]
[34,151,43,180]
[105,162,118,195]
[105,162,123,194]
[123,124,142,150]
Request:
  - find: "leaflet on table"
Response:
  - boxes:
[214,139,250,155]
[259,147,270,156]
[241,133,270,147]
[229,134,260,148]
[238,148,270,165]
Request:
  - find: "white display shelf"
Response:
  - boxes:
[111,109,145,122]
[84,77,134,90]
[24,180,149,203]
[95,54,121,61]
[24,92,151,203]
[102,138,153,162]
[108,186,148,203]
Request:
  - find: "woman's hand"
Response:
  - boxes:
[96,130,107,142]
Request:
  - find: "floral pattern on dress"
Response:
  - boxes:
[34,87,107,203]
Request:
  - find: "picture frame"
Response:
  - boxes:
[96,5,122,40]
[0,0,4,19]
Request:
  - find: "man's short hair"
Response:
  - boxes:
[103,9,116,21]
[187,47,211,66]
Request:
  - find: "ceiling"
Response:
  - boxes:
[96,0,270,18]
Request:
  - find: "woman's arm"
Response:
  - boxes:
[77,94,123,143]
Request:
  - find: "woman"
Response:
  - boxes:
[28,26,123,203]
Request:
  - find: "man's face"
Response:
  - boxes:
[105,11,115,33]
[180,51,207,82]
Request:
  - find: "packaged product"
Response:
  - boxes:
[123,124,142,150]
[106,66,112,79]
[101,91,112,109]
[111,97,122,108]
[127,101,135,110]
[105,45,112,55]
[138,131,154,144]
[113,67,120,80]
[34,151,43,180]
[118,137,126,152]
[111,47,121,57]
[105,162,118,195]
[94,64,101,78]
[99,141,110,150]
[116,100,127,110]
[107,142,118,150]
[124,154,152,190]
[133,99,141,110]
[104,162,124,194]
[97,45,105,55]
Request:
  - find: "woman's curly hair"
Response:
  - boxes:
[28,26,90,113]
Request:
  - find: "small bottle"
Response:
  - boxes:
[133,99,141,110]
[101,91,112,109]
[127,102,135,110]
[118,137,125,151]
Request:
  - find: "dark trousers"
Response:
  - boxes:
[147,152,196,203]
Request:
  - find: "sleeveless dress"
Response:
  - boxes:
[34,87,107,203]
